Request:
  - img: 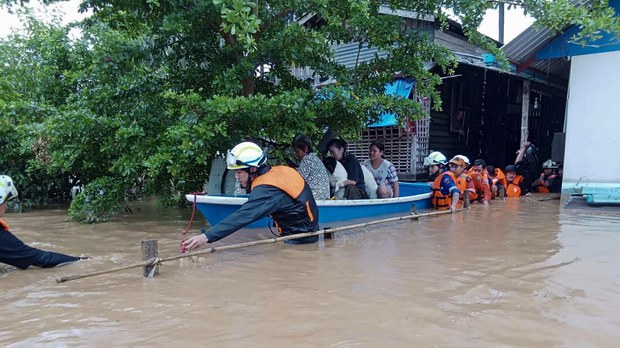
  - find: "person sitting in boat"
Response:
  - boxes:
[469,159,492,205]
[183,142,320,250]
[291,134,330,201]
[532,159,559,193]
[362,140,399,198]
[449,156,476,207]
[485,165,507,199]
[425,151,460,212]
[327,139,367,200]
[504,164,528,197]
[0,175,87,270]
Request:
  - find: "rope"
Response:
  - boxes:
[146,257,162,278]
[182,192,201,235]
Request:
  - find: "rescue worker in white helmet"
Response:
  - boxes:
[532,159,559,193]
[183,142,320,249]
[425,151,460,213]
[0,175,87,269]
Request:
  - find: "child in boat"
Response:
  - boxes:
[0,175,86,270]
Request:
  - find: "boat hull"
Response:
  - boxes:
[186,182,432,228]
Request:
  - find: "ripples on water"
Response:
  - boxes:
[1,196,620,347]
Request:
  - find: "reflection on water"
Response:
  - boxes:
[1,196,620,346]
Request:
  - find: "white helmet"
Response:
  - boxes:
[424,151,447,166]
[454,155,470,166]
[542,159,558,169]
[0,175,19,205]
[226,142,267,170]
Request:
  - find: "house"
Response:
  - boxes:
[294,8,569,181]
[502,0,620,200]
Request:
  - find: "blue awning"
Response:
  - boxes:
[369,78,415,127]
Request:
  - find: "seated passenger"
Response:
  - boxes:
[470,159,492,205]
[362,140,399,198]
[425,151,460,212]
[486,165,507,199]
[292,134,330,200]
[323,157,348,199]
[327,139,367,199]
[505,164,528,197]
[532,159,559,193]
[1,175,87,270]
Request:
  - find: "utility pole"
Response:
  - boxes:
[498,2,505,44]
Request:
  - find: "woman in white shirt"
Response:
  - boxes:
[362,140,399,198]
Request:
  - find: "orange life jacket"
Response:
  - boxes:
[0,219,9,231]
[431,171,460,210]
[456,173,477,202]
[534,173,557,193]
[506,174,524,197]
[491,169,508,188]
[251,166,318,234]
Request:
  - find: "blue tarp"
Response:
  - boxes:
[369,78,415,127]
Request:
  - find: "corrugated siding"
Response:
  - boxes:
[331,42,389,69]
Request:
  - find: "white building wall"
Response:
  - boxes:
[563,50,620,191]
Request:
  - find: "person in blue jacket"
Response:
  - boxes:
[183,141,320,250]
[0,175,85,270]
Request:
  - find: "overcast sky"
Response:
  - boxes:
[1,1,534,43]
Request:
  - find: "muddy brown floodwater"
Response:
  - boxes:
[1,196,619,347]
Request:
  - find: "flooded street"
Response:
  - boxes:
[1,196,619,347]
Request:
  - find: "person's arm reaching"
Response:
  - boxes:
[183,186,284,250]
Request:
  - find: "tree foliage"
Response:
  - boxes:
[1,0,618,221]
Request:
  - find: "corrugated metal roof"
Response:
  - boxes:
[502,25,554,64]
[501,24,571,81]
[501,0,592,79]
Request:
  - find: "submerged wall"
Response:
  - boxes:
[563,50,620,192]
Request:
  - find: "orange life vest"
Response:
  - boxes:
[491,169,507,188]
[251,166,318,234]
[534,173,557,193]
[0,219,9,231]
[456,173,477,202]
[431,171,460,210]
[506,174,524,197]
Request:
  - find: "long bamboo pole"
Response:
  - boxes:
[56,209,457,283]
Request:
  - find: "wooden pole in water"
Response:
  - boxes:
[141,240,159,277]
[56,209,459,283]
